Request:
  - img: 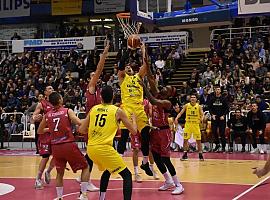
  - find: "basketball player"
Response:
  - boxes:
[142,82,184,195]
[79,85,137,200]
[38,92,89,200]
[76,41,110,191]
[253,156,270,178]
[175,94,204,161]
[33,85,55,189]
[117,42,152,176]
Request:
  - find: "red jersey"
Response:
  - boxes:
[41,99,53,114]
[85,87,101,114]
[143,99,150,116]
[46,107,74,145]
[151,105,170,128]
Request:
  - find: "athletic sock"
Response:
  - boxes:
[172,175,181,187]
[81,182,88,193]
[56,187,63,198]
[134,166,139,175]
[99,192,106,200]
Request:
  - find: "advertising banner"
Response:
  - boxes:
[0,0,30,18]
[52,0,82,15]
[238,0,270,15]
[94,0,125,13]
[12,37,95,53]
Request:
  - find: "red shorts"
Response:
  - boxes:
[150,128,171,157]
[38,133,51,156]
[51,142,88,173]
[131,132,141,149]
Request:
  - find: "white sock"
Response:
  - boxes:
[99,192,106,200]
[149,164,154,172]
[162,172,172,183]
[172,175,181,187]
[142,156,148,164]
[81,182,88,193]
[56,187,63,198]
[134,166,139,175]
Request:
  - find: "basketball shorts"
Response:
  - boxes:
[52,142,88,173]
[87,145,127,174]
[130,132,141,149]
[150,128,171,157]
[184,123,201,140]
[119,104,149,132]
[38,133,51,156]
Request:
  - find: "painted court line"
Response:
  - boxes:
[232,175,270,200]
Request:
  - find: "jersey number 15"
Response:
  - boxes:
[95,114,107,127]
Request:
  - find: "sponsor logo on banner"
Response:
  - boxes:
[139,32,188,47]
[12,37,95,53]
[94,0,125,13]
[238,0,270,15]
[0,0,30,18]
[51,0,82,15]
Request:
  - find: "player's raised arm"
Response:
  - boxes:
[37,116,48,134]
[117,49,130,83]
[88,40,110,94]
[138,43,148,79]
[32,103,43,122]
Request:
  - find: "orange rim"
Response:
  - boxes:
[116,12,130,19]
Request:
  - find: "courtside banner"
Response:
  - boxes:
[0,0,30,18]
[12,37,95,53]
[51,0,82,15]
[139,32,188,46]
[238,0,270,15]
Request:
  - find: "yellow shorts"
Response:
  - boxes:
[184,123,201,140]
[119,104,149,132]
[87,145,126,174]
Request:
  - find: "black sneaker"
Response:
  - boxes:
[140,162,153,176]
[181,153,188,161]
[213,144,221,152]
[199,153,204,161]
[228,148,233,154]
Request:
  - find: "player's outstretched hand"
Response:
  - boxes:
[253,167,268,178]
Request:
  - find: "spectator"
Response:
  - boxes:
[11,32,22,40]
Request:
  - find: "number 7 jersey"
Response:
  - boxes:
[88,104,119,146]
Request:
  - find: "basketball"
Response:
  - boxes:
[127,34,141,50]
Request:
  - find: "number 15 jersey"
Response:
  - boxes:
[88,104,119,146]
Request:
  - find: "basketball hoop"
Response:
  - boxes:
[116,13,142,39]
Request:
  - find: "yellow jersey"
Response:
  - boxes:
[120,73,143,105]
[88,104,119,146]
[185,103,201,124]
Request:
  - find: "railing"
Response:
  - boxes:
[210,25,270,43]
[0,40,12,54]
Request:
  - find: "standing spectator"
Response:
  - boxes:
[11,32,22,40]
[227,109,248,153]
[247,102,266,154]
[208,86,229,152]
[155,55,165,70]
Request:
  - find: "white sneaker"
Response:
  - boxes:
[35,179,43,189]
[158,181,175,191]
[250,148,258,154]
[172,184,184,195]
[78,192,88,200]
[87,182,99,192]
[44,170,51,184]
[135,174,142,183]
[260,149,265,154]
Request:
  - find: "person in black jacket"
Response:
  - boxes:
[227,109,248,153]
[208,86,229,152]
[247,102,266,154]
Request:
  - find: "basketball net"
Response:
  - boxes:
[116,13,142,39]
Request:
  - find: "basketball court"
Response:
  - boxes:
[1,148,269,200]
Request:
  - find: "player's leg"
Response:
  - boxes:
[99,170,111,200]
[35,155,49,189]
[149,151,159,180]
[117,129,130,155]
[55,169,65,200]
[82,154,99,192]
[194,125,204,161]
[132,148,142,182]
[119,168,133,200]
[212,120,220,152]
[181,124,192,161]
[44,157,54,184]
